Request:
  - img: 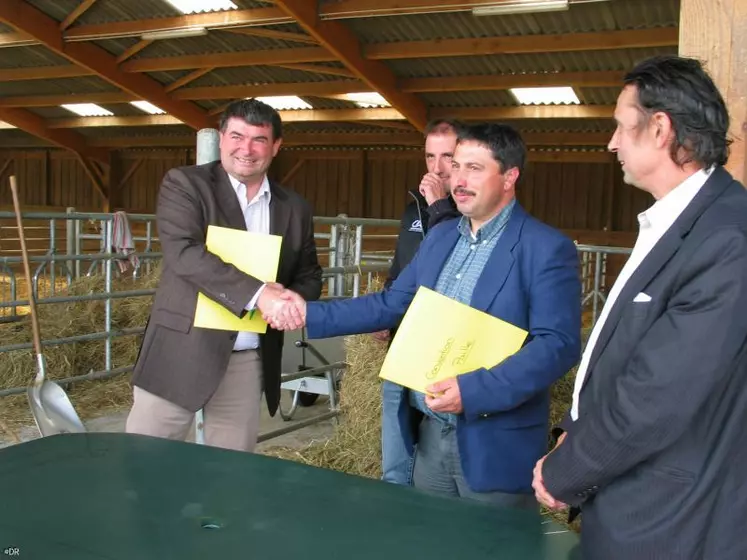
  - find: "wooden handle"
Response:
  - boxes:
[9,175,43,357]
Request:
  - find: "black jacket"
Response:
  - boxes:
[384,190,460,289]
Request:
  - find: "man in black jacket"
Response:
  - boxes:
[375,119,463,485]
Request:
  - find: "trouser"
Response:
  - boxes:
[381,380,415,485]
[413,416,538,510]
[126,350,263,452]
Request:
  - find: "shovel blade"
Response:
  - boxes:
[27,381,86,437]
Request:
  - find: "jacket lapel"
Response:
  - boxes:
[213,164,246,231]
[269,182,291,237]
[420,226,459,290]
[470,204,524,312]
[584,166,734,378]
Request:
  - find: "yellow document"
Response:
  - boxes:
[193,225,282,333]
[379,287,528,393]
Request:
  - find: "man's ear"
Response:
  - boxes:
[651,111,673,148]
[504,167,520,191]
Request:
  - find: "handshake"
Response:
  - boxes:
[256,282,307,331]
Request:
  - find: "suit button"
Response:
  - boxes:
[479,413,489,418]
[219,292,227,299]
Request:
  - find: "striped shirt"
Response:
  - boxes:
[410,199,516,424]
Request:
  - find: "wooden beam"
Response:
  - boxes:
[77,153,109,206]
[0,2,653,47]
[528,151,613,164]
[0,71,621,109]
[0,66,95,81]
[273,64,357,78]
[679,0,746,183]
[40,106,614,128]
[59,0,99,31]
[116,158,145,189]
[63,7,290,41]
[164,68,215,93]
[0,92,136,108]
[274,0,428,130]
[49,115,184,128]
[173,81,365,101]
[0,30,34,47]
[120,47,335,73]
[0,158,12,177]
[401,71,625,92]
[0,0,213,130]
[222,28,318,44]
[0,106,108,162]
[366,28,680,60]
[78,130,611,149]
[115,39,153,64]
[280,159,306,184]
[436,105,615,120]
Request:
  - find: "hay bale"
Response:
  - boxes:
[0,265,161,431]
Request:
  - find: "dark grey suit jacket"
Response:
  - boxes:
[543,167,747,560]
[131,161,322,416]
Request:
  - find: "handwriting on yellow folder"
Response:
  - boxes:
[379,287,528,393]
[193,225,282,333]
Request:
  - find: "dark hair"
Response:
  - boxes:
[219,98,283,140]
[457,123,526,176]
[624,55,730,168]
[424,118,467,138]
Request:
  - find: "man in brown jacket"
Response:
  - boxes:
[126,99,322,452]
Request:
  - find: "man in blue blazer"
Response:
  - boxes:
[271,123,581,508]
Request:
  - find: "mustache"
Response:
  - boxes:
[452,187,476,197]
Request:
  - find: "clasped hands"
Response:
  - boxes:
[256,282,307,331]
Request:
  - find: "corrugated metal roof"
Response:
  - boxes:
[26,0,272,26]
[420,90,517,108]
[0,77,119,98]
[576,87,622,105]
[0,45,71,68]
[508,118,615,132]
[344,0,679,43]
[384,46,678,77]
[129,30,301,60]
[77,125,195,138]
[186,66,354,88]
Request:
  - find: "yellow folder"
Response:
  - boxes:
[193,225,282,333]
[379,287,529,393]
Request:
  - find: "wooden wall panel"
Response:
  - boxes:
[116,150,192,212]
[49,152,100,209]
[0,148,654,243]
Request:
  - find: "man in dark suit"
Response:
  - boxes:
[534,55,747,559]
[126,99,322,452]
[270,123,581,508]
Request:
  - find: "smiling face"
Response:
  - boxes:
[219,117,282,186]
[450,139,519,232]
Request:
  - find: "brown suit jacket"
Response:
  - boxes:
[131,161,322,416]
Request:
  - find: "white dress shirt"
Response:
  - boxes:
[571,167,714,420]
[228,173,271,351]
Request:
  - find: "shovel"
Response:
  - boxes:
[10,175,86,437]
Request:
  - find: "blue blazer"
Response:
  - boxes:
[306,204,581,493]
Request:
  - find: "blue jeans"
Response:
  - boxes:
[381,380,414,485]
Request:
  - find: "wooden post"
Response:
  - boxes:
[679,0,747,183]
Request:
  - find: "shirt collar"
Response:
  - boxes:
[228,173,272,205]
[638,166,713,230]
[457,198,515,242]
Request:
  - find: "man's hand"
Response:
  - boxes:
[532,433,568,511]
[419,172,449,206]
[372,330,390,343]
[424,377,463,413]
[265,289,307,331]
[256,283,286,319]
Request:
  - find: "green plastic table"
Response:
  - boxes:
[0,433,580,559]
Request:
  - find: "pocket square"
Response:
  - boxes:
[633,292,652,303]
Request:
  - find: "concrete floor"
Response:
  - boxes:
[0,391,337,452]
